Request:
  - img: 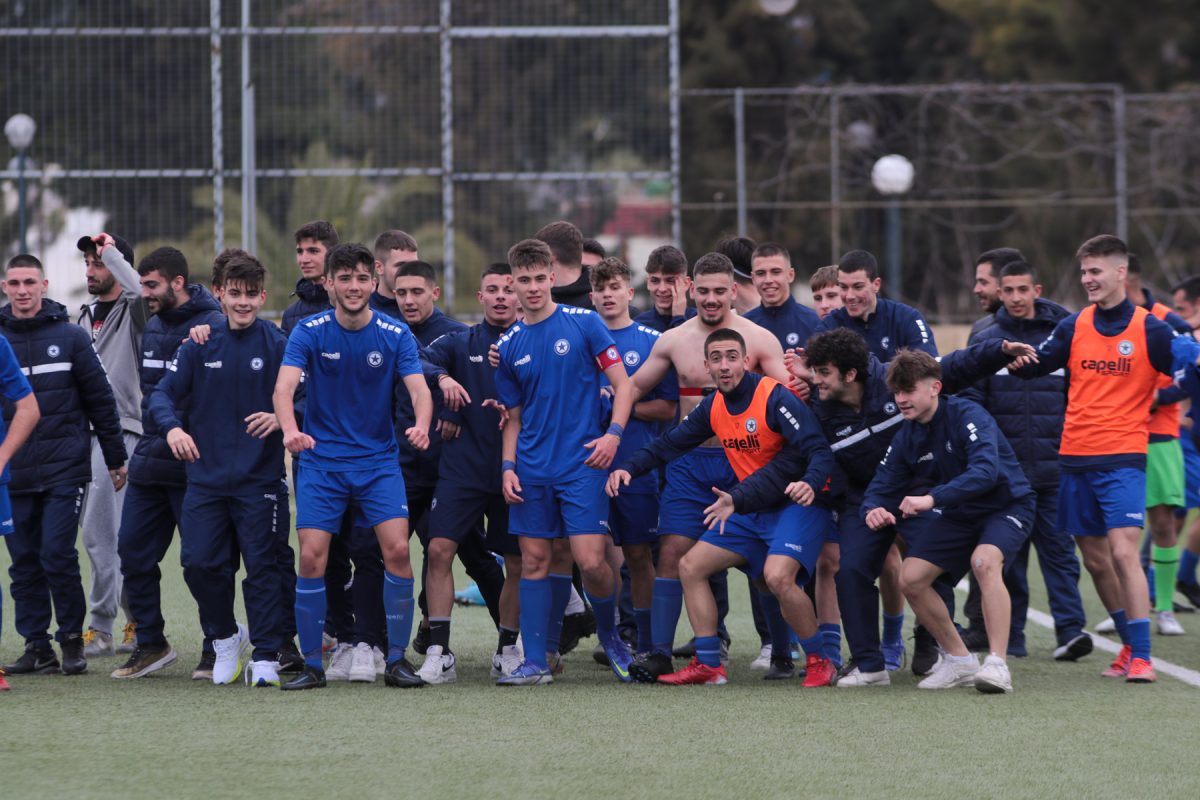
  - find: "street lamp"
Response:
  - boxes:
[5,113,37,254]
[871,154,914,298]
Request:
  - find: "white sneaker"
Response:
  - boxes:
[1094,617,1116,634]
[322,632,337,653]
[1156,610,1185,635]
[917,654,979,689]
[974,654,1013,694]
[749,644,772,670]
[211,623,250,685]
[325,642,355,681]
[835,666,891,687]
[417,645,458,685]
[372,646,386,675]
[246,660,281,687]
[349,642,377,682]
[491,645,523,678]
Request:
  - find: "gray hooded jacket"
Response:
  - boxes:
[77,246,146,435]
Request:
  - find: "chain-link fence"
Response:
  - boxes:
[0,0,679,315]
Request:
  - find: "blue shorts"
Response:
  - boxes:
[699,504,830,583]
[428,480,516,556]
[509,472,608,539]
[1180,432,1200,514]
[296,467,408,534]
[658,447,737,540]
[906,501,1034,581]
[1057,468,1147,536]
[0,484,11,535]
[609,492,658,546]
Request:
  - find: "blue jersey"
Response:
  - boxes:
[815,297,938,361]
[743,296,821,351]
[282,310,423,472]
[0,335,33,485]
[603,322,679,495]
[496,305,620,484]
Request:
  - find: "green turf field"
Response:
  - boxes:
[2,534,1198,800]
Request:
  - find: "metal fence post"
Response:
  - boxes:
[1114,86,1128,241]
[668,0,681,246]
[210,0,224,254]
[734,86,747,236]
[241,0,257,254]
[440,0,455,311]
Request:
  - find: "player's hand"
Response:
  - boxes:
[502,468,523,504]
[583,433,620,469]
[488,343,500,368]
[92,233,116,254]
[166,428,200,462]
[669,279,689,318]
[600,385,614,400]
[438,375,471,411]
[109,466,128,491]
[188,324,212,345]
[283,430,316,454]
[865,507,896,531]
[244,411,279,438]
[783,346,808,376]
[789,378,811,402]
[437,419,461,440]
[1000,340,1038,369]
[899,494,935,518]
[606,469,631,498]
[703,488,735,534]
[481,398,509,429]
[405,426,430,451]
[785,480,814,506]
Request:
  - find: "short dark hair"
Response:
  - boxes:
[716,235,756,280]
[211,247,249,288]
[751,242,791,265]
[975,247,1025,277]
[482,262,511,280]
[397,260,437,284]
[1127,252,1143,274]
[692,252,734,279]
[534,221,583,268]
[6,253,43,272]
[645,245,688,276]
[582,238,606,259]
[222,252,267,294]
[1172,275,1200,303]
[324,242,374,277]
[294,220,339,248]
[373,230,418,262]
[810,265,839,292]
[138,247,189,282]
[804,329,869,383]
[999,260,1036,282]
[838,249,878,280]
[590,257,632,289]
[885,349,942,393]
[1075,234,1127,262]
[508,238,553,271]
[704,327,746,356]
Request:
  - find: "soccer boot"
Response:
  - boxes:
[383,657,426,688]
[601,634,634,683]
[277,639,304,674]
[0,668,10,691]
[911,625,940,676]
[763,656,796,681]
[559,607,596,655]
[960,626,989,652]
[1125,657,1157,683]
[802,654,836,687]
[1053,633,1093,661]
[628,651,673,684]
[411,625,430,656]
[1177,579,1200,609]
[496,660,554,686]
[280,664,326,691]
[111,644,177,679]
[658,658,727,686]
[1101,644,1132,678]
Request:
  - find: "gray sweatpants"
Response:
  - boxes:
[81,431,140,635]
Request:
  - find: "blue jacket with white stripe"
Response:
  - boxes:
[0,300,126,493]
[814,297,938,361]
[132,284,223,486]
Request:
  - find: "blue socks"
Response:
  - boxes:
[1110,608,1130,644]
[383,572,415,663]
[544,574,573,656]
[587,591,617,642]
[798,632,824,659]
[1128,617,1151,662]
[519,577,551,670]
[882,611,905,643]
[633,607,652,653]
[820,622,842,667]
[651,578,683,657]
[295,576,327,669]
[1181,549,1199,587]
[695,635,722,668]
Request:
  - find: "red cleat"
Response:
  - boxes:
[1101,644,1131,678]
[0,668,10,692]
[657,658,728,685]
[802,654,835,687]
[1125,657,1157,683]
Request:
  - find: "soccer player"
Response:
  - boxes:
[537,220,593,309]
[621,252,791,682]
[421,263,523,681]
[281,220,338,335]
[809,265,843,321]
[1170,275,1200,608]
[111,248,223,680]
[76,233,143,658]
[959,261,1092,661]
[369,229,419,319]
[716,235,761,315]
[274,242,433,691]
[609,328,836,686]
[0,254,124,677]
[590,257,678,657]
[148,253,288,686]
[863,350,1035,693]
[582,238,606,268]
[969,248,1025,341]
[633,245,696,333]
[494,238,634,685]
[1012,234,1180,683]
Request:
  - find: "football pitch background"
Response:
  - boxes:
[2,532,1198,799]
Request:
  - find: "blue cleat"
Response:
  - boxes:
[496,660,553,686]
[882,639,906,672]
[454,583,486,606]
[602,634,634,683]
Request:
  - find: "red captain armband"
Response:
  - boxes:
[680,387,716,397]
[596,345,622,370]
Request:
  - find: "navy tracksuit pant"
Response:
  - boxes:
[118,482,189,648]
[5,484,86,646]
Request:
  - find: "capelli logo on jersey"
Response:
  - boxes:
[722,433,762,452]
[836,426,853,437]
[204,361,223,369]
[321,352,341,360]
[469,355,484,363]
[514,354,532,366]
[554,338,571,356]
[1078,356,1131,376]
[918,452,933,462]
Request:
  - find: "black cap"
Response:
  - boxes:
[77,234,135,269]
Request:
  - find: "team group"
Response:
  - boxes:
[1,218,1198,693]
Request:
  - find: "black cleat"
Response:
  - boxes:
[960,626,989,653]
[277,639,304,674]
[412,625,430,656]
[559,607,596,655]
[280,665,326,691]
[1053,633,1094,661]
[912,625,939,676]
[628,651,673,684]
[671,639,695,659]
[192,649,216,681]
[4,643,60,675]
[763,657,796,680]
[592,642,608,666]
[383,657,426,688]
[1177,580,1200,609]
[60,634,88,675]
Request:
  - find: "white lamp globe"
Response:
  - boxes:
[871,154,914,195]
[758,0,799,15]
[5,113,36,150]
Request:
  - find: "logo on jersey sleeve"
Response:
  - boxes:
[1117,340,1134,356]
[554,338,571,356]
[367,350,383,367]
[250,357,264,371]
[47,344,60,358]
[881,336,891,351]
[624,350,640,367]
[786,332,800,346]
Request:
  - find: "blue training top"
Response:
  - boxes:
[815,297,938,361]
[743,296,821,351]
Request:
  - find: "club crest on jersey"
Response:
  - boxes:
[367,350,383,367]
[745,417,758,434]
[250,357,264,371]
[554,339,571,356]
[786,332,800,346]
[47,344,60,357]
[884,402,897,414]
[1117,339,1134,356]
[881,336,891,350]
[624,350,640,367]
